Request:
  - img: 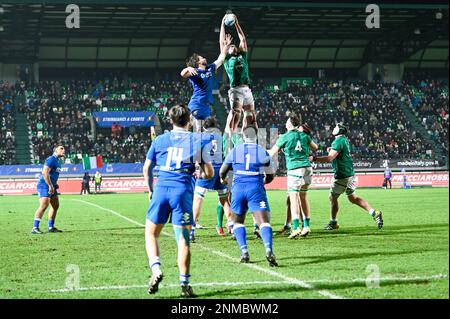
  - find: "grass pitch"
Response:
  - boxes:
[0,188,448,299]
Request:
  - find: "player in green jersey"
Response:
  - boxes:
[312,123,384,230]
[220,13,256,134]
[269,113,318,238]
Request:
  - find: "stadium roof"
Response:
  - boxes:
[1,1,448,69]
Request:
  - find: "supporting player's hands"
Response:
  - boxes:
[220,178,228,186]
[186,67,198,76]
[224,34,233,47]
[48,185,55,195]
[148,190,152,201]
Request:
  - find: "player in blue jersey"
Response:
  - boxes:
[181,34,233,132]
[31,145,65,234]
[142,105,214,298]
[191,116,233,242]
[219,126,278,267]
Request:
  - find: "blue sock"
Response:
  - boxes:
[33,218,41,228]
[179,274,190,285]
[233,224,248,254]
[48,219,55,229]
[260,223,273,253]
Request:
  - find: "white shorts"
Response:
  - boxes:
[287,167,313,193]
[330,176,357,197]
[194,186,228,199]
[228,85,254,108]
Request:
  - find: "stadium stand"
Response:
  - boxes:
[17,79,194,164]
[0,81,16,165]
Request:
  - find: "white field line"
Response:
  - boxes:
[49,280,290,293]
[48,274,449,294]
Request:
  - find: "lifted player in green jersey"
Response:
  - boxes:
[312,123,383,230]
[269,112,318,238]
[220,13,256,134]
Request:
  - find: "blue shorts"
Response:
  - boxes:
[147,186,193,226]
[37,183,58,198]
[231,184,270,216]
[195,167,227,191]
[188,103,211,121]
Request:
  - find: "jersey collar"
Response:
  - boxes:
[171,127,190,133]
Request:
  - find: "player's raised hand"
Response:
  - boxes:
[186,67,198,76]
[224,34,233,46]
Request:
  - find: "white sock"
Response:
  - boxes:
[149,256,161,273]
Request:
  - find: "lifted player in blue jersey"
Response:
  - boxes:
[219,126,278,267]
[191,116,233,242]
[143,105,214,298]
[181,34,233,132]
[31,145,65,234]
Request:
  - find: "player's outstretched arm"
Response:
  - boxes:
[219,15,227,52]
[214,34,233,70]
[314,149,339,163]
[268,145,280,157]
[234,15,247,52]
[180,67,198,79]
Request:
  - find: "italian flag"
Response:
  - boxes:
[82,155,103,170]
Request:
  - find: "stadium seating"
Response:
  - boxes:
[400,76,449,155]
[20,79,193,164]
[4,77,448,172]
[0,82,16,165]
[249,79,444,167]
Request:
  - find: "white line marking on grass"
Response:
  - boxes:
[70,199,144,227]
[308,273,449,284]
[49,280,291,293]
[48,274,449,293]
[71,199,343,299]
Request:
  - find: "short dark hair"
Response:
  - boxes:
[203,116,218,130]
[288,111,301,127]
[169,105,191,127]
[186,53,200,68]
[53,145,64,153]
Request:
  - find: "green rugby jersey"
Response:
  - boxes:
[276,130,312,170]
[224,51,251,87]
[331,136,355,179]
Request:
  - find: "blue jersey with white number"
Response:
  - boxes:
[146,129,211,188]
[224,143,272,186]
[188,63,216,108]
[201,131,223,169]
[37,155,61,186]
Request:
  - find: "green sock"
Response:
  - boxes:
[217,203,224,228]
[292,219,300,230]
[303,218,310,228]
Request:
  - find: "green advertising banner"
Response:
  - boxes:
[281,77,313,89]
